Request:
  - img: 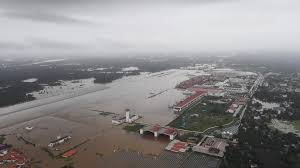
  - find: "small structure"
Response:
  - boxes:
[0,144,8,151]
[221,131,233,139]
[62,149,77,158]
[125,109,139,123]
[112,109,140,125]
[48,136,71,147]
[227,96,246,116]
[165,140,189,153]
[0,144,8,156]
[112,116,126,125]
[25,126,34,131]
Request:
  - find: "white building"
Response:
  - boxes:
[125,110,139,123]
[48,136,71,147]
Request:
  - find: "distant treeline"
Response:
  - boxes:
[0,57,196,108]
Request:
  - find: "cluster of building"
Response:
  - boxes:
[173,67,259,113]
[227,96,246,115]
[176,76,210,89]
[180,64,216,71]
[164,135,229,158]
[188,87,225,97]
[0,145,28,167]
[48,135,72,147]
[192,136,228,158]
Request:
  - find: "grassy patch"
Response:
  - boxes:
[169,101,234,132]
[123,123,144,132]
[0,135,6,144]
[291,120,300,130]
[98,112,114,116]
[287,153,300,168]
[92,110,114,116]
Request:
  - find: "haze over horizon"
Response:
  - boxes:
[1,0,300,57]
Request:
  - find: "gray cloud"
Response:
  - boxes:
[30,38,84,49]
[2,11,89,24]
[0,0,299,56]
[0,42,26,50]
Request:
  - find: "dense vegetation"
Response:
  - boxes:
[223,101,300,168]
[0,57,195,108]
[123,123,144,132]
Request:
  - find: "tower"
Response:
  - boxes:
[125,109,130,123]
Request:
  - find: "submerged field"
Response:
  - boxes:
[292,120,300,130]
[169,100,234,132]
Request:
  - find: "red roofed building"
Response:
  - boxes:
[62,149,77,158]
[162,127,175,135]
[173,91,206,112]
[0,149,27,167]
[140,125,177,140]
[149,125,161,133]
[165,140,188,153]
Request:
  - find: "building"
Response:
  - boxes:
[188,87,225,97]
[140,125,177,140]
[125,110,139,123]
[0,144,8,156]
[227,96,246,116]
[112,109,140,125]
[173,91,206,112]
[0,149,26,167]
[165,140,189,153]
[223,86,248,94]
[48,136,71,147]
[62,149,77,158]
[192,136,228,158]
[0,144,8,151]
[112,116,126,125]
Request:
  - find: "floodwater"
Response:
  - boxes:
[0,69,206,167]
[0,69,202,128]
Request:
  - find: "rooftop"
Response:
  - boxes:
[62,149,77,158]
[175,91,205,108]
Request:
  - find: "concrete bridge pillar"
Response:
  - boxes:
[169,134,174,140]
[139,129,144,135]
[154,132,158,138]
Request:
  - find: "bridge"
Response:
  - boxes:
[139,124,177,140]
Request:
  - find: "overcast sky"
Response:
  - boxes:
[0,0,300,57]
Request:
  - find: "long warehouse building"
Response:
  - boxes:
[173,91,206,112]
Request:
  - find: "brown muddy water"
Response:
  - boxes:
[0,69,205,167]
